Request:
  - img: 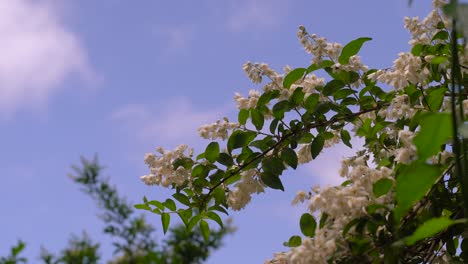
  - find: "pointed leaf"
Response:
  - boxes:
[161,213,170,234]
[199,220,210,242]
[283,68,307,88]
[205,142,220,163]
[338,37,372,64]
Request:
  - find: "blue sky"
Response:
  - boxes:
[0,0,433,263]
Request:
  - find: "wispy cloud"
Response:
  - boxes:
[112,97,233,147]
[226,0,288,32]
[0,0,94,118]
[153,25,194,55]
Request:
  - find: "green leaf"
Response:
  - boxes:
[227,130,256,153]
[319,213,329,228]
[304,94,319,110]
[173,193,191,206]
[187,215,202,232]
[281,148,298,169]
[338,37,372,64]
[217,153,234,167]
[430,56,448,64]
[251,108,265,130]
[199,220,210,242]
[395,163,443,221]
[163,199,177,211]
[283,68,307,88]
[426,87,447,111]
[262,157,285,175]
[411,44,424,56]
[178,209,192,226]
[257,90,279,106]
[322,80,345,96]
[340,129,352,148]
[238,109,249,125]
[272,100,292,119]
[300,213,317,237]
[413,113,452,161]
[287,235,302,247]
[261,172,284,191]
[161,213,170,234]
[404,217,461,245]
[205,142,220,163]
[148,200,165,211]
[311,134,324,159]
[290,87,305,106]
[206,211,224,228]
[432,31,449,41]
[372,178,393,198]
[134,204,152,211]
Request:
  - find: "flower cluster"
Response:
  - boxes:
[198,117,240,140]
[140,144,194,188]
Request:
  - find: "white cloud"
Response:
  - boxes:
[112,97,233,147]
[226,0,288,32]
[0,0,93,117]
[153,25,194,55]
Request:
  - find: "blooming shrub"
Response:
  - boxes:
[136,1,468,263]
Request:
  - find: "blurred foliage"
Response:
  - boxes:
[2,156,233,264]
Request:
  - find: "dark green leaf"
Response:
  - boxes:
[340,129,352,148]
[413,113,452,161]
[432,31,449,41]
[217,153,234,167]
[238,109,249,125]
[227,130,256,153]
[205,142,220,163]
[251,108,265,130]
[187,215,202,232]
[304,94,319,110]
[148,200,165,211]
[262,157,285,175]
[161,213,170,234]
[311,134,324,159]
[290,87,305,106]
[173,193,191,206]
[287,235,302,247]
[178,209,192,226]
[163,198,177,211]
[281,148,298,169]
[272,100,292,119]
[283,68,307,88]
[322,80,345,96]
[338,37,372,64]
[261,172,284,191]
[300,213,317,237]
[319,213,329,228]
[372,178,393,198]
[199,220,210,242]
[206,211,224,228]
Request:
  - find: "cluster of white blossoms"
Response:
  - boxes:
[227,169,265,210]
[379,94,419,120]
[394,130,417,165]
[297,25,342,64]
[234,90,260,110]
[140,144,194,188]
[368,52,430,90]
[198,117,240,140]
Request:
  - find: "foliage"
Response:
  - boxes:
[2,156,232,264]
[137,0,468,263]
